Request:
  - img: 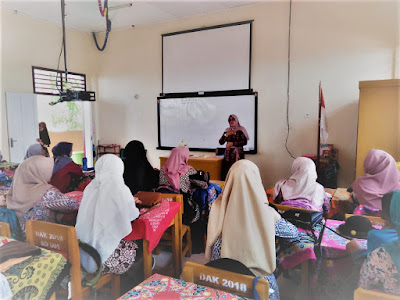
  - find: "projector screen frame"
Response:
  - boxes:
[157,90,258,154]
[161,20,253,95]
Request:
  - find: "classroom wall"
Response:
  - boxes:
[1,2,398,188]
[0,8,99,161]
[95,1,399,188]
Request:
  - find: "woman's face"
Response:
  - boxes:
[228,116,237,127]
[39,123,45,131]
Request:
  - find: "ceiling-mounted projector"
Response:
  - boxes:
[50,90,96,106]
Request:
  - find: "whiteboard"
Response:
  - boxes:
[158,93,257,153]
[162,21,251,94]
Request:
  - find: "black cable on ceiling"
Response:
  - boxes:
[92,0,111,51]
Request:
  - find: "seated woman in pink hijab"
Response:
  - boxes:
[273,157,330,214]
[158,146,206,252]
[351,149,400,215]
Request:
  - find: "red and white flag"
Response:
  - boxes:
[319,83,328,144]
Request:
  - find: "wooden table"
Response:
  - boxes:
[124,200,182,279]
[160,156,223,180]
[117,273,243,299]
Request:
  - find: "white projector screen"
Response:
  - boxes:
[158,93,257,153]
[162,21,252,94]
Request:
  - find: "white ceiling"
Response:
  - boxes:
[0,0,260,32]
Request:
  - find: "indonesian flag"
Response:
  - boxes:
[319,83,328,144]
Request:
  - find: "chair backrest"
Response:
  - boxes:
[274,203,320,213]
[354,287,400,300]
[182,261,269,299]
[161,193,184,215]
[345,214,386,226]
[0,221,11,238]
[25,220,83,300]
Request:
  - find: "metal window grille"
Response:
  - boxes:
[32,66,86,96]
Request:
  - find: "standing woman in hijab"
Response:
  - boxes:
[123,140,159,194]
[206,160,290,300]
[351,149,400,211]
[219,114,249,180]
[38,122,51,147]
[273,157,330,214]
[50,142,83,193]
[76,154,140,275]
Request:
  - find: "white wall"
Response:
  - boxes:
[1,1,399,188]
[0,8,99,160]
[95,1,399,188]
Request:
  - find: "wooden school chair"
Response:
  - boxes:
[354,287,400,300]
[345,214,386,226]
[272,203,322,299]
[25,220,120,300]
[0,221,11,238]
[158,193,191,277]
[182,261,269,299]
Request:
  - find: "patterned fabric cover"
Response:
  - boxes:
[124,201,181,253]
[118,273,244,299]
[2,238,69,300]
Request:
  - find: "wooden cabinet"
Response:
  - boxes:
[160,156,223,180]
[356,79,400,177]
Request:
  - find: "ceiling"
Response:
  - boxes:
[0,0,260,32]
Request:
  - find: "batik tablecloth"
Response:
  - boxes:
[2,237,69,300]
[124,201,181,253]
[118,273,243,299]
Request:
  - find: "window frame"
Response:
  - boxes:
[32,66,87,96]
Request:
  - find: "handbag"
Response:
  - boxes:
[281,209,324,248]
[281,209,323,230]
[134,191,162,208]
[189,170,210,190]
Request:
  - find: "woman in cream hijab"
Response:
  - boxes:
[206,160,296,300]
[273,157,329,214]
[76,154,140,274]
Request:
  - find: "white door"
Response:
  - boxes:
[6,92,39,163]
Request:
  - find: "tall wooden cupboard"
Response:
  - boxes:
[356,79,400,178]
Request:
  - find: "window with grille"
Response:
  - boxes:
[32,66,86,96]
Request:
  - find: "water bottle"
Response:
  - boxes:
[82,157,87,170]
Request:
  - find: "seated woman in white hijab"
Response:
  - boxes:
[273,157,330,215]
[205,160,299,300]
[76,154,140,275]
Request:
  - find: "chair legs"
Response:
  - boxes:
[111,274,120,299]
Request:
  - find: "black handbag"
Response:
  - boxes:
[281,209,323,230]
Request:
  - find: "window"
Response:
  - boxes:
[32,66,86,96]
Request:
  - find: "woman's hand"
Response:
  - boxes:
[226,129,235,136]
[346,240,363,253]
[134,197,142,205]
[226,142,233,148]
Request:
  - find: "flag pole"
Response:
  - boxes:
[317,81,322,172]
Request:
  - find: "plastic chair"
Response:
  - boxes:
[25,220,120,300]
[182,261,269,299]
[0,221,11,238]
[354,287,400,300]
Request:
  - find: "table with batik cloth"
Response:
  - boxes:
[118,273,243,299]
[124,200,182,278]
[0,162,18,205]
[1,236,69,300]
[277,219,372,298]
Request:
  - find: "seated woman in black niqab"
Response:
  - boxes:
[123,140,159,195]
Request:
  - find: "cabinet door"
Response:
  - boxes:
[356,81,400,177]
